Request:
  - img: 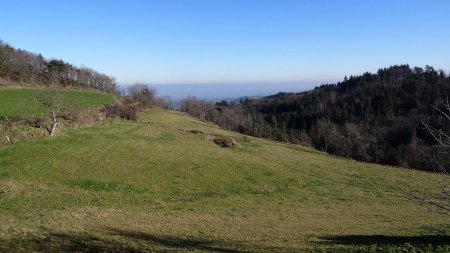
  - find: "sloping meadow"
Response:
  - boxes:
[0,109,448,252]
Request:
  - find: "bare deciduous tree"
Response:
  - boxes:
[411,96,450,215]
[31,90,71,136]
[128,84,157,109]
[156,96,172,109]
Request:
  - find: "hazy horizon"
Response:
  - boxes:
[1,0,449,91]
[123,81,329,100]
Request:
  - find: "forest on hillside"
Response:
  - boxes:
[2,38,448,172]
[182,65,450,172]
[0,40,116,93]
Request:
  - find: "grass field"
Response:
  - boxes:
[0,87,114,120]
[0,106,448,252]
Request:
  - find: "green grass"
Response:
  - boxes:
[0,108,449,252]
[0,87,114,120]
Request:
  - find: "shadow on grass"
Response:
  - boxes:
[320,234,450,246]
[0,232,141,253]
[108,228,255,253]
[0,229,260,253]
[0,115,24,122]
[189,120,219,128]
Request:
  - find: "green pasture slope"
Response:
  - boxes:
[0,108,449,252]
[0,87,114,120]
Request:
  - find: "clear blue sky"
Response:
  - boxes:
[1,0,450,97]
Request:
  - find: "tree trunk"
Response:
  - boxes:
[50,114,58,136]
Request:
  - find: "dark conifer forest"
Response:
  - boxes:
[182,65,450,171]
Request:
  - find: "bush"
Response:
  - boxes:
[128,84,156,109]
[26,117,48,128]
[105,99,139,121]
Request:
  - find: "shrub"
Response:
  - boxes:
[26,117,48,128]
[105,98,139,121]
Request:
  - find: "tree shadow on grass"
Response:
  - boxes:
[320,234,450,246]
[0,232,142,253]
[107,228,254,253]
[0,229,261,253]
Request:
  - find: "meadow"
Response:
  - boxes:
[0,94,448,252]
[0,87,114,120]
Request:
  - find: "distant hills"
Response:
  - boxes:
[183,65,450,171]
[2,39,449,171]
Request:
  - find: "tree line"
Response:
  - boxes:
[182,65,450,172]
[0,40,116,93]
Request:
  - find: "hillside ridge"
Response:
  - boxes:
[182,65,450,172]
[0,108,448,252]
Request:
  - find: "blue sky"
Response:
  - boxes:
[1,0,450,98]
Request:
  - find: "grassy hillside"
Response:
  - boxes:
[0,108,448,252]
[0,88,114,120]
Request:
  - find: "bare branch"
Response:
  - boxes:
[31,90,70,136]
[413,95,450,215]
